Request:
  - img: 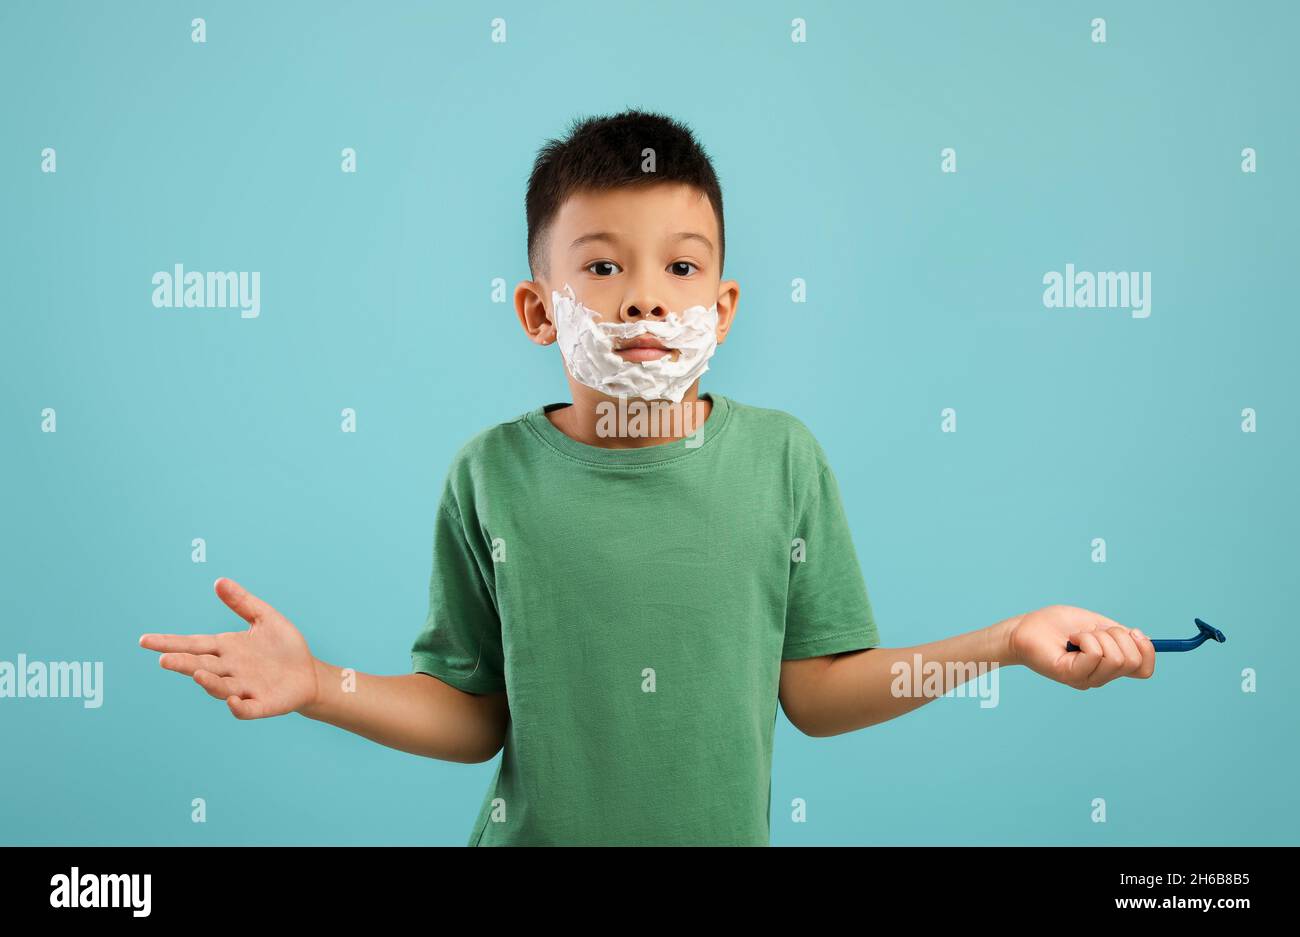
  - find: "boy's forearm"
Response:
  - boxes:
[298,659,508,764]
[793,615,1022,737]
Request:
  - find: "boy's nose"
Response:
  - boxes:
[620,302,668,322]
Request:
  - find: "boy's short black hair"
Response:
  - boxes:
[526,109,725,279]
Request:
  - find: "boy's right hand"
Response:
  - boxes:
[139,577,319,720]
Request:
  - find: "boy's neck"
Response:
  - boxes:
[546,384,713,449]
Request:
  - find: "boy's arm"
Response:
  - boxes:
[302,661,508,764]
[779,605,1155,738]
[139,577,508,765]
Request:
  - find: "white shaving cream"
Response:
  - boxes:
[550,283,719,403]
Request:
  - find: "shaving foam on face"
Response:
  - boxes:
[550,283,719,403]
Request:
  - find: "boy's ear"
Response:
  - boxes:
[714,279,740,345]
[515,280,556,346]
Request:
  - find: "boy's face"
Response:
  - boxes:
[516,182,739,396]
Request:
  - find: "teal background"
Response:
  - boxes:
[1,0,1295,845]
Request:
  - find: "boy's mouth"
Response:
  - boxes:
[614,335,676,362]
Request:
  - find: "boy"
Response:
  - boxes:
[139,110,1156,847]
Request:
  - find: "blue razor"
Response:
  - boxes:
[1065,618,1226,653]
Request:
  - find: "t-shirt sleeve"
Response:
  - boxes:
[409,488,507,694]
[783,460,882,660]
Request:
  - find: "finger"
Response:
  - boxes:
[1088,629,1126,686]
[193,670,247,701]
[1068,631,1106,686]
[1078,612,1145,681]
[214,577,275,626]
[1106,626,1144,675]
[1132,628,1156,678]
[139,633,219,655]
[226,695,266,720]
[159,653,229,678]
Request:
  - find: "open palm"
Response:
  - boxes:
[139,577,318,719]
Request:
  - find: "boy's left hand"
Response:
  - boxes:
[1005,605,1156,689]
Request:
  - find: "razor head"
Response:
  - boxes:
[1194,618,1227,643]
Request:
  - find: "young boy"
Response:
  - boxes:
[139,110,1156,847]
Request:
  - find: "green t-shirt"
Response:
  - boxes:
[410,392,880,845]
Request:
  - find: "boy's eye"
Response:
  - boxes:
[587,261,621,276]
[669,261,698,276]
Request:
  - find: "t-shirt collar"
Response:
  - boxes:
[523,392,732,466]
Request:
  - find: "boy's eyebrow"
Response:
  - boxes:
[568,231,715,256]
[671,232,715,256]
